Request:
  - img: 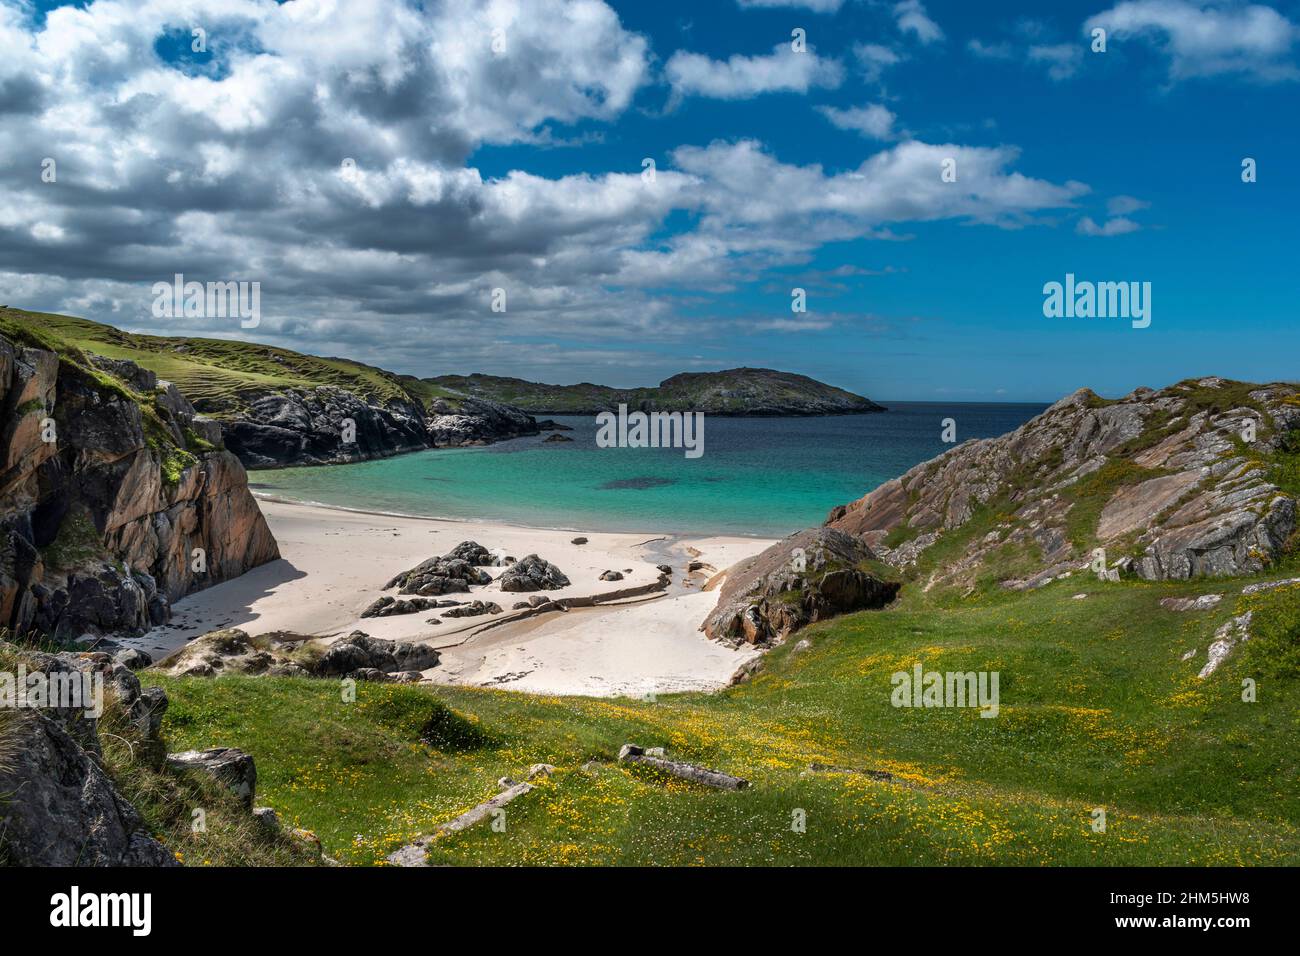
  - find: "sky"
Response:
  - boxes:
[1,0,1297,401]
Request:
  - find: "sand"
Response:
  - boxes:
[124,497,772,696]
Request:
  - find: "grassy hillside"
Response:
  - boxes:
[143,569,1300,866]
[429,367,884,415]
[0,307,458,417]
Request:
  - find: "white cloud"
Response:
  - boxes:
[664,43,844,101]
[1028,42,1084,80]
[736,0,847,11]
[1085,0,1299,82]
[1077,215,1141,236]
[0,0,1093,380]
[817,103,899,139]
[1107,194,1150,216]
[853,42,904,81]
[968,39,1014,59]
[893,0,944,44]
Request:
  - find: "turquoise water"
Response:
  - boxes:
[251,403,1045,537]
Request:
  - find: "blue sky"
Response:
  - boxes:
[3,0,1298,401]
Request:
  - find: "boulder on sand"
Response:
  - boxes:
[498,554,570,592]
[703,528,899,646]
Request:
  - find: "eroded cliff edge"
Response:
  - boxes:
[1,330,279,640]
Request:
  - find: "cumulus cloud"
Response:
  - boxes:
[893,0,944,44]
[1085,0,1299,82]
[0,0,1091,379]
[1028,42,1084,80]
[664,43,844,102]
[817,103,900,139]
[1077,216,1141,236]
[853,42,904,81]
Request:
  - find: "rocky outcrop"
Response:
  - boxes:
[827,378,1300,588]
[703,528,900,646]
[157,627,439,680]
[383,541,496,596]
[220,386,429,468]
[0,333,279,640]
[0,646,174,866]
[425,396,538,447]
[498,554,570,592]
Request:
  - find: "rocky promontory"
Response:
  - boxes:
[827,377,1299,591]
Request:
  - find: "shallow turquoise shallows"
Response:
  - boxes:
[251,402,1045,538]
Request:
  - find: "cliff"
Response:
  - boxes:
[0,323,279,640]
[427,367,885,416]
[0,309,540,470]
[826,377,1300,591]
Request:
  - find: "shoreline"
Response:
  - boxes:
[125,496,772,697]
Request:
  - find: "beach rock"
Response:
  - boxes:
[512,601,531,610]
[703,528,900,646]
[599,570,624,581]
[498,554,571,592]
[542,433,573,443]
[360,595,459,618]
[443,540,495,565]
[384,554,492,595]
[315,631,439,676]
[656,564,673,575]
[441,600,503,618]
[166,748,257,809]
[827,378,1300,588]
[571,537,588,545]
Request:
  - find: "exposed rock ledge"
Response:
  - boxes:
[827,378,1299,588]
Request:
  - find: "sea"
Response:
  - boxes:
[251,402,1046,538]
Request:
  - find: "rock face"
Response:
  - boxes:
[221,386,429,469]
[424,396,538,448]
[223,389,541,469]
[703,528,900,646]
[498,554,571,592]
[827,378,1300,588]
[0,333,280,640]
[0,647,174,866]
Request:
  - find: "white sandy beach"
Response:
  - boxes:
[125,497,771,696]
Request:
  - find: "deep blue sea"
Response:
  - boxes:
[251,402,1045,537]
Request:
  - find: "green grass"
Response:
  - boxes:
[142,571,1300,866]
[1,306,426,417]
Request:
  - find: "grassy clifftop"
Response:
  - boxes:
[0,307,460,417]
